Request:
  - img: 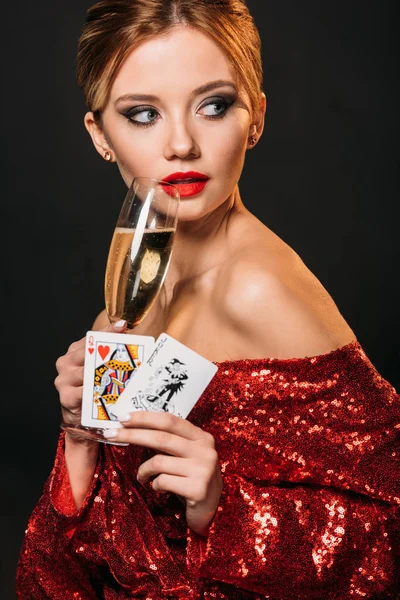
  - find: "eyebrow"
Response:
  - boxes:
[114,79,238,105]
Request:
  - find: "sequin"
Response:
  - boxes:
[16,341,399,598]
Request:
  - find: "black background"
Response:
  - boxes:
[2,2,399,597]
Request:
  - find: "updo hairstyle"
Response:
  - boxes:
[77,0,263,122]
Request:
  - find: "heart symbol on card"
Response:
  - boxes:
[88,347,94,355]
[98,345,110,361]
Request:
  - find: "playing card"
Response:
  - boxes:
[111,333,218,420]
[81,330,155,428]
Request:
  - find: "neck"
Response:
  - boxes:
[165,185,245,286]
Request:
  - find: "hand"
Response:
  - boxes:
[104,412,223,537]
[54,320,128,429]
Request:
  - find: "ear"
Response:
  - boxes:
[84,112,115,161]
[247,92,267,149]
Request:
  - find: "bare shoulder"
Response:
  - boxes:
[215,234,356,359]
[92,309,109,330]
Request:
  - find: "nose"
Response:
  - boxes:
[163,121,200,161]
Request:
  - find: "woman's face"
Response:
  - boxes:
[85,26,266,222]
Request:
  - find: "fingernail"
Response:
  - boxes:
[103,429,118,439]
[119,413,131,423]
[114,320,127,328]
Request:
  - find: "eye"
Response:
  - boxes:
[198,96,234,119]
[124,106,160,127]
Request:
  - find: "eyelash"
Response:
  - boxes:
[123,96,235,128]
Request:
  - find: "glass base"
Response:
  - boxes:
[60,422,128,446]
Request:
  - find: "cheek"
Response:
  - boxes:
[209,122,248,182]
[116,141,145,175]
[106,123,153,183]
[116,150,144,186]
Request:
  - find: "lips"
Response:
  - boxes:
[161,171,209,198]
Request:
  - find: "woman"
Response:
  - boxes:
[16,1,399,598]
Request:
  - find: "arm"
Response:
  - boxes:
[16,432,105,600]
[187,363,399,599]
[186,346,399,598]
[54,314,126,511]
[187,474,399,599]
[186,263,400,597]
[17,316,131,598]
[61,435,100,512]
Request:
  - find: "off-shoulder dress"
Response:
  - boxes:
[16,340,399,599]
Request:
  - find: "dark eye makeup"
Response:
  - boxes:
[122,95,236,128]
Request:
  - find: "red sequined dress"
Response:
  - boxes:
[16,341,399,599]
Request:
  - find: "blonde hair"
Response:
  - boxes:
[77,0,263,121]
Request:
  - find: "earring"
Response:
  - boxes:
[104,151,112,162]
[249,136,257,146]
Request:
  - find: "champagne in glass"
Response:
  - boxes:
[105,178,180,327]
[105,228,174,327]
[61,177,180,444]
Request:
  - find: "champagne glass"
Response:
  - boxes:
[61,177,180,444]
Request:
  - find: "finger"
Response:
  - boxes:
[59,386,83,411]
[151,473,198,500]
[103,427,194,457]
[101,319,128,333]
[137,454,190,484]
[54,367,84,389]
[67,337,86,354]
[153,474,212,506]
[118,411,213,445]
[56,346,85,373]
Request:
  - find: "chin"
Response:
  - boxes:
[175,198,225,222]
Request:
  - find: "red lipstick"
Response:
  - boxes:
[161,171,209,198]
